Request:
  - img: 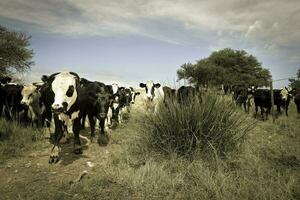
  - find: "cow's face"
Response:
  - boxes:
[112,83,119,94]
[124,88,132,106]
[139,81,160,101]
[51,72,78,113]
[90,86,113,119]
[130,90,140,104]
[21,85,40,106]
[280,87,292,101]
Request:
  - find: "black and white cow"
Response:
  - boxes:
[139,80,163,112]
[20,84,46,128]
[129,87,140,104]
[42,72,86,163]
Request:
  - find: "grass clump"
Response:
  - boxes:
[139,91,255,158]
[0,119,45,159]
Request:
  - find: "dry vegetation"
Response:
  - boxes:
[0,92,299,200]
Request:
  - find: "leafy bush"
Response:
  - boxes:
[139,91,255,158]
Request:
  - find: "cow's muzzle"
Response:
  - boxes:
[99,113,107,118]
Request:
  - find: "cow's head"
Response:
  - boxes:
[89,85,113,119]
[280,87,292,101]
[0,76,12,84]
[112,83,119,94]
[130,87,140,104]
[43,72,79,113]
[21,84,41,107]
[139,80,160,101]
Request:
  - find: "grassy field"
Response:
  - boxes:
[0,94,299,200]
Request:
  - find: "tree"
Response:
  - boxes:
[177,48,271,88]
[0,25,34,76]
[289,69,300,90]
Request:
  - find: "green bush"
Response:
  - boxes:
[139,91,255,158]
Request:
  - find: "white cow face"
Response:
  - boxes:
[139,80,160,101]
[130,89,140,104]
[21,84,40,106]
[280,87,291,101]
[51,72,78,113]
[112,83,119,95]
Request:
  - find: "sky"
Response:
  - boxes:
[0,0,299,88]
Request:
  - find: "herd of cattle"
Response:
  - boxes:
[0,71,300,163]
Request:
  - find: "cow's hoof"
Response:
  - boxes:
[74,148,82,154]
[98,134,109,146]
[74,144,82,154]
[49,146,61,164]
[60,135,70,144]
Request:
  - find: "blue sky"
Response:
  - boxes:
[0,0,299,88]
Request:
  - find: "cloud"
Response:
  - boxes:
[1,0,299,46]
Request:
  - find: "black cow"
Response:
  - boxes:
[162,86,176,104]
[177,86,196,104]
[79,81,113,141]
[232,86,256,113]
[294,89,300,114]
[253,88,292,120]
[2,83,28,123]
[0,76,12,117]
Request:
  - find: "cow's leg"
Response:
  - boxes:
[81,113,87,130]
[285,103,289,116]
[255,105,258,118]
[260,107,265,121]
[243,102,247,112]
[73,117,82,154]
[276,105,281,115]
[49,114,63,164]
[106,107,112,127]
[98,118,109,146]
[88,113,95,140]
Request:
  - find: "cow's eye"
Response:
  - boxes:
[66,85,74,97]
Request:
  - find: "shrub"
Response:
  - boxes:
[138,91,255,158]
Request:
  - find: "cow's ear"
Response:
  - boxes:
[139,83,146,88]
[119,87,125,90]
[41,75,49,83]
[136,92,140,95]
[154,83,161,88]
[4,77,12,83]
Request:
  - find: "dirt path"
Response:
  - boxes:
[0,101,143,199]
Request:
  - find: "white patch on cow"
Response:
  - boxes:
[58,111,79,136]
[52,72,77,111]
[131,91,135,103]
[112,83,119,95]
[280,88,289,101]
[113,102,119,110]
